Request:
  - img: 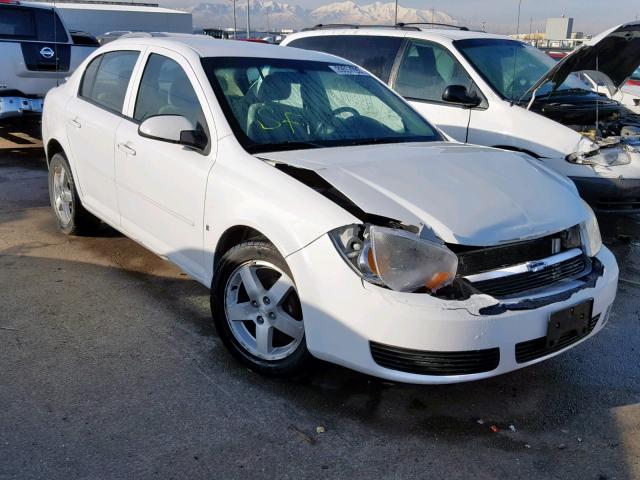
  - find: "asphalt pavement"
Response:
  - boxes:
[1,119,639,480]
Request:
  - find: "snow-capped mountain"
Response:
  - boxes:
[183,0,455,30]
[309,1,453,26]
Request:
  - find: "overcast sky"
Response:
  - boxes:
[161,0,639,34]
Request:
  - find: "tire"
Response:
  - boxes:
[211,240,313,377]
[48,152,100,235]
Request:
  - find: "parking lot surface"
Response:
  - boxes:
[1,120,639,480]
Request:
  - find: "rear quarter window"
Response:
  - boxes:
[288,35,403,83]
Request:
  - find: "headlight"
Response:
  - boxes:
[329,224,458,293]
[580,201,602,257]
[567,138,634,167]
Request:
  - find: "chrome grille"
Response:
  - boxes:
[470,255,588,298]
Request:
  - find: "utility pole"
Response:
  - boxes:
[394,0,398,25]
[246,0,250,39]
[233,0,237,39]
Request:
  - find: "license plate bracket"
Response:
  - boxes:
[546,299,593,349]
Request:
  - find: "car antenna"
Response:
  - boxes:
[595,56,600,138]
[509,0,523,105]
[53,0,59,88]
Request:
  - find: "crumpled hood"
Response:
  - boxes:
[260,142,588,246]
[527,21,640,96]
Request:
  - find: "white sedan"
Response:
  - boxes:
[42,36,618,383]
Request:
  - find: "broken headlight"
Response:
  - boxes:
[580,201,602,257]
[567,137,633,167]
[329,225,458,293]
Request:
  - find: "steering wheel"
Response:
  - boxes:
[332,106,360,119]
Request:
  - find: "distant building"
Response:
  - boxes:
[27,1,192,37]
[545,17,574,40]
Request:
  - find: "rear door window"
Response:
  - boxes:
[395,39,479,103]
[80,51,139,113]
[0,7,68,42]
[288,35,403,83]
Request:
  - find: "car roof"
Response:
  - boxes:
[288,26,512,43]
[111,35,352,63]
[8,1,54,10]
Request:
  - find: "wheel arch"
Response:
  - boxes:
[46,139,66,167]
[213,225,269,270]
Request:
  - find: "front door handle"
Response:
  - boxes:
[117,143,136,156]
[69,118,81,129]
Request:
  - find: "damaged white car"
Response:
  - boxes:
[42,37,618,384]
[283,21,640,213]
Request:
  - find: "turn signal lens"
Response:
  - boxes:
[425,271,452,290]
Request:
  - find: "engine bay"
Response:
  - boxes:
[529,91,640,165]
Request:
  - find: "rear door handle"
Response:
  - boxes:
[69,119,81,129]
[117,143,136,156]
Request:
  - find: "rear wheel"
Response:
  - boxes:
[48,153,100,235]
[211,241,312,377]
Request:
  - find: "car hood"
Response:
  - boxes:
[527,21,640,96]
[260,142,587,246]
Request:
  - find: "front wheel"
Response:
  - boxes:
[211,241,312,377]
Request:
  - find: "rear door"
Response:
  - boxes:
[65,49,141,225]
[391,39,485,142]
[114,49,216,280]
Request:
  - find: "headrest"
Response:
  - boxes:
[256,72,295,102]
[168,77,195,109]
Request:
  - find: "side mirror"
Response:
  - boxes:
[138,115,208,151]
[442,85,482,108]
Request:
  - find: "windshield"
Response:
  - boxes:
[201,57,441,154]
[632,67,640,81]
[454,39,591,102]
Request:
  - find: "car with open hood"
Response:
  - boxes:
[42,36,618,383]
[283,22,640,213]
[580,65,640,114]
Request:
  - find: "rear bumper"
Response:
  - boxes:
[0,96,43,119]
[571,176,640,214]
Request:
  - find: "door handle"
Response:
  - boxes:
[69,118,81,129]
[117,143,136,156]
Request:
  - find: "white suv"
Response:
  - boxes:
[42,36,618,384]
[282,22,640,213]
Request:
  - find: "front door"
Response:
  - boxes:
[115,50,216,280]
[392,39,484,142]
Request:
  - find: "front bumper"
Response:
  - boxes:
[288,235,619,384]
[0,96,43,120]
[571,176,640,214]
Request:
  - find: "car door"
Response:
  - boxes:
[114,49,216,281]
[391,39,485,142]
[65,50,140,225]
